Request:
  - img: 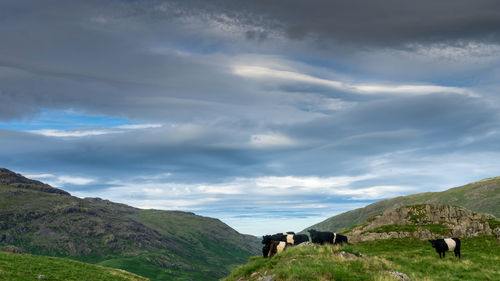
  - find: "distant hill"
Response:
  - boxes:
[0,168,260,281]
[303,176,500,233]
[0,249,148,281]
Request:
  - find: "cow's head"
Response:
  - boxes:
[428,240,437,248]
[262,235,272,244]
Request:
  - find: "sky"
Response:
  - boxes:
[1,0,500,236]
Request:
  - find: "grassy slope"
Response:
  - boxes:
[0,251,148,281]
[95,210,260,281]
[224,236,500,281]
[0,183,259,281]
[305,176,500,233]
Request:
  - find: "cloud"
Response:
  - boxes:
[249,134,298,148]
[2,0,500,236]
[116,124,162,130]
[27,123,163,138]
[175,0,500,46]
[255,174,375,190]
[29,129,118,137]
[25,173,95,187]
[234,65,477,97]
[23,173,55,179]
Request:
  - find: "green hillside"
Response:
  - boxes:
[223,236,500,281]
[304,176,500,233]
[0,168,260,281]
[0,250,148,281]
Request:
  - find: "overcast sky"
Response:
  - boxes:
[2,0,500,236]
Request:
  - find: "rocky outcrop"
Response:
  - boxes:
[347,204,500,243]
[0,168,70,195]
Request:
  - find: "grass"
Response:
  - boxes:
[223,244,396,281]
[224,236,500,281]
[0,251,148,281]
[343,236,500,281]
[484,218,500,230]
[362,224,451,235]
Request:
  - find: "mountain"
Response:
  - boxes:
[0,168,260,281]
[0,249,148,281]
[303,176,500,233]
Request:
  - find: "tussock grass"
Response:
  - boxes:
[223,244,396,281]
[224,236,500,281]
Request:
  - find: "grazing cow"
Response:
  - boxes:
[308,229,348,245]
[267,241,287,258]
[261,232,310,257]
[262,243,271,258]
[293,234,310,245]
[308,229,334,244]
[262,233,287,245]
[429,238,461,259]
[333,233,348,245]
[262,232,299,244]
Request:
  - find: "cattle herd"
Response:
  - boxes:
[262,229,461,259]
[261,229,348,258]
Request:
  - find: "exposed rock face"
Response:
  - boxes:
[348,204,499,243]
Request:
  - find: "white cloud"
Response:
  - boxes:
[30,129,118,137]
[197,184,244,194]
[255,174,376,190]
[27,123,163,138]
[23,173,55,179]
[249,134,298,148]
[115,124,163,129]
[42,175,96,187]
[57,176,95,185]
[233,65,478,97]
[333,185,418,200]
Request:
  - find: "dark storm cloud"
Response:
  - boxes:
[163,0,500,46]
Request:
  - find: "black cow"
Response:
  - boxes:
[262,233,287,245]
[308,229,334,244]
[429,238,461,259]
[262,243,271,258]
[308,229,348,245]
[293,234,310,245]
[333,233,348,245]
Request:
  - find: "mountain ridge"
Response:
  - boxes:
[302,176,500,233]
[0,168,260,281]
[0,168,70,195]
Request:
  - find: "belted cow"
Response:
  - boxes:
[308,229,348,245]
[429,238,461,259]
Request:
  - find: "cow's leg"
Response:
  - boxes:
[442,251,445,258]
